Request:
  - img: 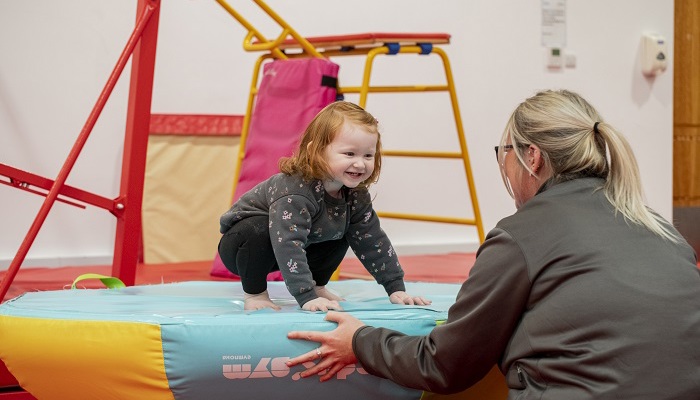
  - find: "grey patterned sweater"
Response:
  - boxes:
[219,173,405,306]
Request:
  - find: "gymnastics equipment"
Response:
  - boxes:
[0,0,486,294]
[216,0,484,238]
[0,280,459,400]
[216,0,484,233]
[209,0,485,278]
[0,0,161,303]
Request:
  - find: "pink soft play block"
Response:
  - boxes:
[211,57,339,279]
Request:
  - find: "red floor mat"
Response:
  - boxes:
[0,253,476,301]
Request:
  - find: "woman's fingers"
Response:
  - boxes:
[286,331,326,369]
[286,349,314,368]
[324,310,345,323]
[298,359,330,379]
[319,363,346,382]
[288,347,336,379]
[287,330,320,343]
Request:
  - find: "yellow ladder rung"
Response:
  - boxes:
[340,85,449,93]
[376,211,478,226]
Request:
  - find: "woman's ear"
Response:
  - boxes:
[528,144,542,173]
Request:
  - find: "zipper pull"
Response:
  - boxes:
[517,365,524,384]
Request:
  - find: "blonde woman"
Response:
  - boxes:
[287,90,700,399]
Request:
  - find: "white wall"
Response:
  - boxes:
[0,0,674,268]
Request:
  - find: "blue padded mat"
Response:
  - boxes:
[0,280,461,400]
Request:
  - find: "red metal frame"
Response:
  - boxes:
[0,163,116,211]
[0,0,161,302]
[110,0,160,287]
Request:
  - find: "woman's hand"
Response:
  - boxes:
[389,290,432,306]
[286,311,365,382]
[302,297,343,312]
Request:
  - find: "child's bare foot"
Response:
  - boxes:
[244,290,281,310]
[314,286,344,302]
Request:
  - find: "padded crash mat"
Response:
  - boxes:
[0,280,461,400]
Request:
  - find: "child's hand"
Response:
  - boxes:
[389,291,432,306]
[314,286,345,302]
[302,297,344,312]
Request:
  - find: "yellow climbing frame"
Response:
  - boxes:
[213,0,485,245]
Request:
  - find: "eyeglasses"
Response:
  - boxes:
[494,144,530,161]
[494,145,515,161]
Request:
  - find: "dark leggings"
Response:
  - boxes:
[218,216,349,295]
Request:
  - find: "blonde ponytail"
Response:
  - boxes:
[596,121,679,242]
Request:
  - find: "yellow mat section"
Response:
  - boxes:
[0,315,174,400]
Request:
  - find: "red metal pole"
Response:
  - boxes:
[110,0,161,286]
[0,1,159,302]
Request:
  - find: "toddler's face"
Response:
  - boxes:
[322,122,377,197]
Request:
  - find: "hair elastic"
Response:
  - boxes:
[593,122,601,134]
